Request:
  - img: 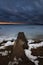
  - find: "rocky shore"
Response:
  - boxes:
[0,32,43,65]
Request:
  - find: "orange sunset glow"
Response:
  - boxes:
[0,22,26,24]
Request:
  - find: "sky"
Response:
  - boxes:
[0,0,43,24]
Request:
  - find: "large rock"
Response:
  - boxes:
[11,32,28,59]
[9,32,34,65]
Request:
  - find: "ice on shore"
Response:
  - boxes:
[28,39,34,44]
[0,50,8,56]
[5,41,14,46]
[0,46,5,49]
[25,40,43,65]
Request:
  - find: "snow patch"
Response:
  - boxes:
[0,46,5,49]
[4,41,14,46]
[0,50,8,56]
[25,40,43,65]
[28,39,34,44]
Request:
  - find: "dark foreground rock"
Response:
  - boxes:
[38,58,43,65]
[31,47,43,56]
[31,46,43,65]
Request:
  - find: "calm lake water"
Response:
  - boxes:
[0,25,43,40]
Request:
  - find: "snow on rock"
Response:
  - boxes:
[25,50,37,60]
[0,41,14,50]
[25,40,43,65]
[9,51,11,53]
[29,42,43,49]
[0,40,15,56]
[4,41,14,46]
[0,50,8,56]
[8,57,19,65]
[28,39,34,44]
[34,60,39,65]
[2,50,8,56]
[0,46,5,49]
[24,49,39,65]
[8,57,22,65]
[38,56,43,58]
[8,61,18,65]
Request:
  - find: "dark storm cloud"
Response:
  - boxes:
[0,0,43,24]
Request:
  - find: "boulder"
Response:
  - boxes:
[9,32,34,65]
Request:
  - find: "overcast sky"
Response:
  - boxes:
[0,0,43,24]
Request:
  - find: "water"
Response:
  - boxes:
[0,25,43,40]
